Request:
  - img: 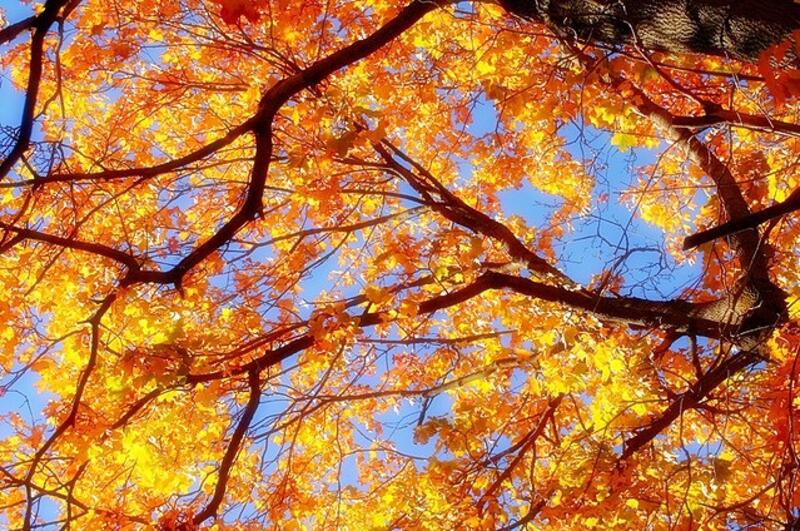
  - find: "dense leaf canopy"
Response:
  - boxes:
[2,0,800,528]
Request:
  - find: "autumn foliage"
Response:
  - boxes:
[3,0,800,528]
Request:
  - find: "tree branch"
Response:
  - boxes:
[0,222,140,271]
[193,369,261,525]
[477,395,562,510]
[22,292,116,531]
[0,16,36,46]
[188,270,732,383]
[684,186,800,250]
[0,0,71,181]
[500,0,800,61]
[620,350,760,461]
[374,141,574,285]
[122,0,449,289]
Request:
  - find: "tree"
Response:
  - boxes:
[1,0,800,528]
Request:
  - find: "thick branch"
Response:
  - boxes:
[567,47,788,340]
[619,79,765,274]
[671,109,800,139]
[0,16,36,46]
[620,350,760,460]
[684,186,800,250]
[500,0,800,61]
[123,0,447,288]
[188,271,732,383]
[0,222,140,271]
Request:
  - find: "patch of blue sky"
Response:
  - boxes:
[0,1,34,167]
[485,94,704,297]
[0,369,49,437]
[0,1,30,26]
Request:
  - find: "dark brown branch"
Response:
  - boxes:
[193,369,261,525]
[188,270,732,383]
[684,186,800,250]
[479,272,725,335]
[108,389,162,431]
[620,350,760,460]
[0,222,140,271]
[614,72,765,275]
[374,141,573,284]
[123,0,448,289]
[0,0,70,181]
[568,45,788,344]
[497,494,551,531]
[0,16,36,46]
[46,119,258,184]
[671,109,800,139]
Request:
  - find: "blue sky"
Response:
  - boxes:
[0,1,32,127]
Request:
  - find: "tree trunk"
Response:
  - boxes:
[499,0,800,61]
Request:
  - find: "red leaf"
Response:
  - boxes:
[211,0,261,25]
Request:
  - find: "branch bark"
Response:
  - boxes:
[374,141,573,284]
[684,186,800,250]
[193,370,261,525]
[500,0,800,61]
[187,270,738,384]
[120,0,448,289]
[0,0,72,181]
[621,350,760,460]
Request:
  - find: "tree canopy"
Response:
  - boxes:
[2,0,800,528]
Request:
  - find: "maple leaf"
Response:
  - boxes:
[211,0,262,25]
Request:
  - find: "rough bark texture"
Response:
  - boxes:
[499,0,800,61]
